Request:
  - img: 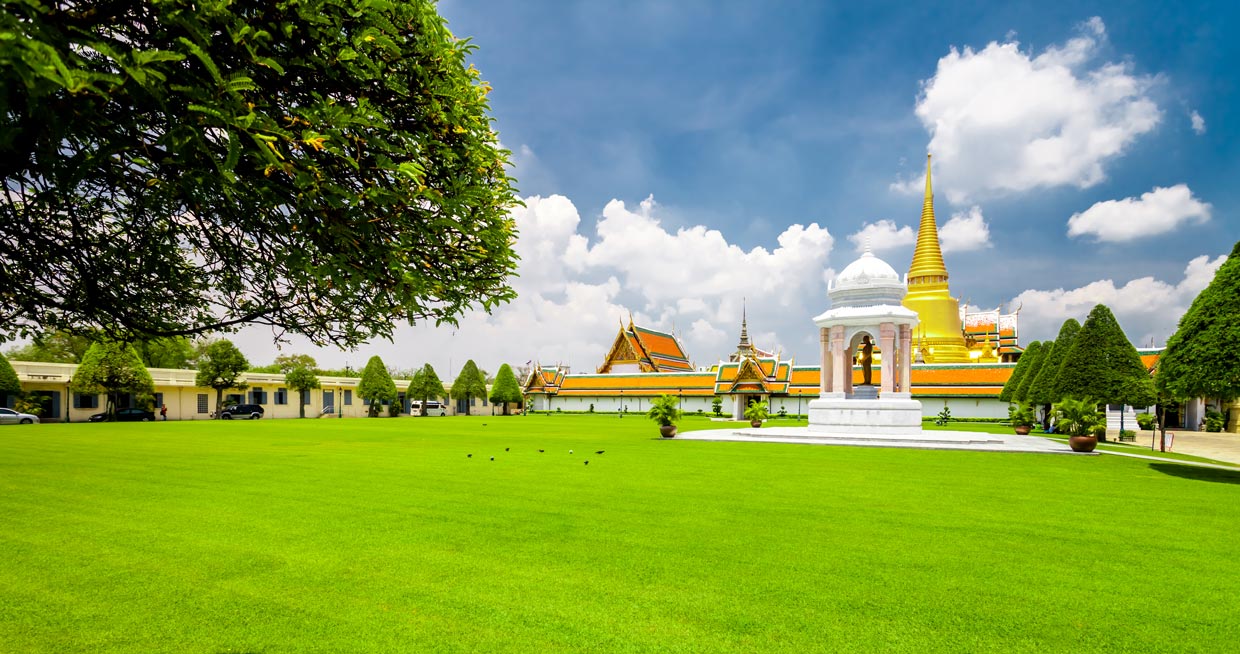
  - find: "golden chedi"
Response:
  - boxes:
[902,155,970,363]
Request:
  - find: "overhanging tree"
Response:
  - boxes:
[0,0,518,347]
[1157,239,1240,404]
[408,364,446,417]
[999,340,1041,403]
[70,341,155,418]
[3,330,92,363]
[0,351,21,406]
[1013,341,1047,404]
[358,356,397,417]
[1029,319,1081,426]
[450,360,487,415]
[1057,304,1156,438]
[488,363,522,415]
[194,340,249,418]
[134,336,196,369]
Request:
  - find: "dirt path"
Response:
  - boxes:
[1121,429,1240,466]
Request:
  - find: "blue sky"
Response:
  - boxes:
[237,1,1239,376]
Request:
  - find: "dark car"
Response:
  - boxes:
[220,404,264,420]
[88,407,156,422]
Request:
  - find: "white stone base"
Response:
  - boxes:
[808,396,924,435]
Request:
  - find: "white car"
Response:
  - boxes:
[0,408,40,425]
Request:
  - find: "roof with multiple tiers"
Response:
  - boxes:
[597,319,694,373]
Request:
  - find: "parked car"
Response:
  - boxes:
[0,408,40,425]
[220,404,264,420]
[88,407,156,422]
[410,400,447,415]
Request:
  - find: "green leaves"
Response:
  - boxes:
[1058,304,1155,408]
[1157,240,1240,401]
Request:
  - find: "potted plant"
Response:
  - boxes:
[1008,402,1036,435]
[647,394,682,438]
[1055,397,1102,453]
[744,400,769,428]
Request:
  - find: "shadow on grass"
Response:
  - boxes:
[1149,462,1240,485]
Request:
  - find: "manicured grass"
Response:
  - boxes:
[2,415,1238,652]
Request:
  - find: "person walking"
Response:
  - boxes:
[160,404,168,421]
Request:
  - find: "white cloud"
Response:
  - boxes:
[1066,184,1211,242]
[895,17,1161,202]
[939,206,992,253]
[1189,110,1206,135]
[1007,253,1226,347]
[848,220,916,252]
[233,193,837,376]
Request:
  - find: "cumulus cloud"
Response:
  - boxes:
[895,17,1161,202]
[939,206,992,253]
[1066,184,1211,242]
[1008,253,1226,347]
[233,193,838,376]
[1189,110,1206,135]
[848,220,916,252]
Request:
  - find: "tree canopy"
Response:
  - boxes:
[1013,341,1046,404]
[193,340,249,417]
[0,351,21,399]
[284,364,320,419]
[134,336,196,369]
[407,363,446,417]
[1028,319,1081,406]
[1057,304,1156,408]
[450,360,487,410]
[999,340,1040,403]
[358,355,397,417]
[0,0,518,347]
[3,330,92,363]
[1157,240,1240,401]
[70,341,154,416]
[488,363,522,415]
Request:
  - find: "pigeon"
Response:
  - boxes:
[505,447,510,452]
[490,456,495,461]
[467,454,472,458]
[595,450,605,455]
[538,449,545,453]
[570,449,574,454]
[584,460,589,466]
[483,423,488,426]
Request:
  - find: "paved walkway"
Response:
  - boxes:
[1110,429,1240,466]
[678,427,1080,455]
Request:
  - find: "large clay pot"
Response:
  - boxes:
[1069,435,1098,453]
[750,420,762,428]
[1014,425,1032,435]
[660,424,677,438]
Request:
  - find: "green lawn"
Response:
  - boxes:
[2,415,1237,653]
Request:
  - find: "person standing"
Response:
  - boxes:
[160,404,168,421]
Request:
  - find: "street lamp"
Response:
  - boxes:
[619,389,624,418]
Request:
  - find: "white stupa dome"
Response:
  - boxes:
[827,246,907,308]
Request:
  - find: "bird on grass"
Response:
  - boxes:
[467,454,472,458]
[584,460,589,466]
[569,449,574,454]
[505,447,510,452]
[595,450,605,455]
[490,456,494,461]
[538,449,545,453]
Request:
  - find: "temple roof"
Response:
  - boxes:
[597,319,694,373]
[908,154,949,282]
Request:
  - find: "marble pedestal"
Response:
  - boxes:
[808,393,923,435]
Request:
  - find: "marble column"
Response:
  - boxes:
[831,326,848,393]
[898,324,912,394]
[820,327,832,393]
[879,323,896,395]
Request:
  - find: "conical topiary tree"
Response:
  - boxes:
[1157,240,1240,406]
[0,351,22,407]
[408,364,446,416]
[999,341,1040,403]
[450,360,487,416]
[358,356,397,417]
[1057,304,1156,437]
[488,363,522,415]
[1013,341,1047,404]
[1029,318,1081,425]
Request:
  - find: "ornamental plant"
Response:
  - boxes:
[1008,402,1036,428]
[646,395,682,427]
[1054,397,1103,438]
[744,401,769,424]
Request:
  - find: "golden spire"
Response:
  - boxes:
[908,154,949,282]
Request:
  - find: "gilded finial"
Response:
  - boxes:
[924,153,933,200]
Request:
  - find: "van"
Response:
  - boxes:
[409,400,447,415]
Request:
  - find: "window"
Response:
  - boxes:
[197,394,209,414]
[153,393,163,409]
[250,388,267,405]
[73,394,99,409]
[225,393,243,405]
[301,390,311,405]
[344,390,352,406]
[274,388,288,405]
[323,391,334,409]
[470,397,476,407]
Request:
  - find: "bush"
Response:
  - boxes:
[388,402,400,417]
[1007,402,1036,427]
[1136,412,1156,430]
[934,407,952,426]
[1055,397,1103,437]
[744,401,769,423]
[777,406,788,418]
[1204,409,1225,432]
[711,397,723,417]
[646,395,681,427]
